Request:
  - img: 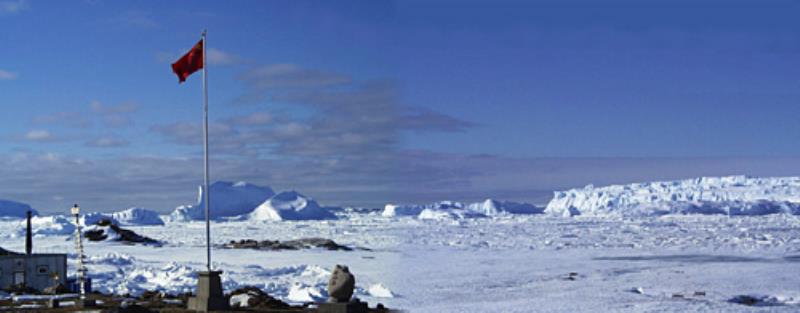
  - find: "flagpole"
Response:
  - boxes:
[201,29,211,272]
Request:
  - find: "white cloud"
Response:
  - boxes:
[207,48,237,65]
[90,100,137,114]
[239,64,352,91]
[32,111,91,128]
[85,137,130,148]
[0,0,28,15]
[224,111,274,126]
[24,129,55,142]
[90,100,138,127]
[0,69,17,80]
[110,10,157,28]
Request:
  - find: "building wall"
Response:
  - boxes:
[0,254,67,291]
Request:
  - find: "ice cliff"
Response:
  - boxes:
[545,176,800,217]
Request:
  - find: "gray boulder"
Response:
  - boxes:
[327,265,355,303]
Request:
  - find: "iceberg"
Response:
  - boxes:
[465,199,544,216]
[382,201,464,218]
[249,191,337,221]
[111,208,164,226]
[0,199,37,218]
[168,181,275,221]
[383,199,542,219]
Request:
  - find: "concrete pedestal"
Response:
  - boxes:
[187,271,229,312]
[318,300,369,313]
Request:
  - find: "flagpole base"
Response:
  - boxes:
[187,271,229,312]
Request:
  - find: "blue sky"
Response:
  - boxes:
[1,0,800,213]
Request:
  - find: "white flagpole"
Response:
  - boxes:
[201,29,211,272]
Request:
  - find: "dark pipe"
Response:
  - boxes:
[25,210,32,255]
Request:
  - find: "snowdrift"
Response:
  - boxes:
[382,199,542,219]
[249,191,337,221]
[0,199,37,218]
[545,176,800,217]
[168,181,275,221]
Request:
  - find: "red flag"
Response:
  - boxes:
[171,39,204,83]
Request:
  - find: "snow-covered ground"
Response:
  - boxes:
[2,213,799,312]
[1,176,799,312]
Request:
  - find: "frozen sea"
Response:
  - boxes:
[1,212,800,312]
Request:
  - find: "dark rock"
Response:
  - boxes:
[85,229,108,241]
[228,286,291,309]
[110,224,159,245]
[85,221,160,246]
[223,237,353,251]
[115,304,155,313]
[139,290,166,301]
[729,295,760,306]
[729,294,782,306]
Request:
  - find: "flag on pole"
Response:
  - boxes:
[171,39,204,83]
[171,31,213,272]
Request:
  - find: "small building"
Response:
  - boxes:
[0,211,67,291]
